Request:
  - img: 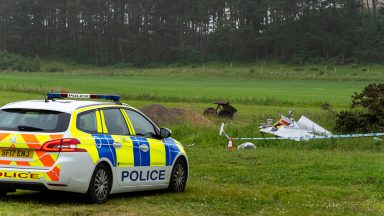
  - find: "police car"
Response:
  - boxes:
[0,93,188,203]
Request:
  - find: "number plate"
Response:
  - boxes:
[0,148,33,158]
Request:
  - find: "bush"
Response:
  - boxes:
[335,111,375,133]
[320,102,332,111]
[0,51,40,72]
[335,83,384,133]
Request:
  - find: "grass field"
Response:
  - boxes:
[0,72,371,106]
[0,62,384,215]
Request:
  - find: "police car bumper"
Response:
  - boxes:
[0,152,94,194]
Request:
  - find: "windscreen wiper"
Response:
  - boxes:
[17,125,44,131]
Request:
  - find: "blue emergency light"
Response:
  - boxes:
[47,93,120,102]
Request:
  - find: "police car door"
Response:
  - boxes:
[120,108,169,187]
[98,109,138,187]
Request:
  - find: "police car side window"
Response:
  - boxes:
[77,111,98,134]
[124,109,158,138]
[102,109,129,135]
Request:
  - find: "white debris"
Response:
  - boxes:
[259,111,332,140]
[237,142,257,149]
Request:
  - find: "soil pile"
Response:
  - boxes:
[140,104,214,126]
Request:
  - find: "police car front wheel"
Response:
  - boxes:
[87,163,112,203]
[169,158,188,192]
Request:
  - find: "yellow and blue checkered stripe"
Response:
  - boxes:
[93,134,117,167]
[163,138,181,166]
[70,105,183,168]
[131,136,150,166]
[90,135,181,167]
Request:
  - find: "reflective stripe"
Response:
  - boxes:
[0,133,9,142]
[49,134,63,140]
[99,110,108,133]
[93,134,116,167]
[70,109,101,164]
[149,139,166,166]
[163,138,181,166]
[21,134,41,149]
[0,133,62,182]
[16,161,30,166]
[0,160,11,165]
[47,165,60,182]
[121,109,136,135]
[115,135,134,167]
[130,136,150,166]
[132,139,141,166]
[164,142,171,166]
[96,110,103,133]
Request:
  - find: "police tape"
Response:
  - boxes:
[231,133,384,141]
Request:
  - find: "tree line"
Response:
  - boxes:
[0,0,383,66]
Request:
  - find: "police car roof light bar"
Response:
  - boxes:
[47,93,120,102]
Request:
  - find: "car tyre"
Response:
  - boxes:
[168,158,188,192]
[86,163,112,204]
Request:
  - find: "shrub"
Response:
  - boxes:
[335,111,375,133]
[351,83,384,114]
[0,51,40,72]
[335,83,384,133]
[320,102,332,111]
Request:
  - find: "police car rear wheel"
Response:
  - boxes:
[169,158,187,192]
[87,164,111,203]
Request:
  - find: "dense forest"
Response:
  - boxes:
[0,0,383,65]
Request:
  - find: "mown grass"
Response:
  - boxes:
[0,62,383,215]
[1,147,384,215]
[0,72,371,107]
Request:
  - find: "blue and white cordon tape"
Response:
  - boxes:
[231,133,384,141]
[219,123,384,141]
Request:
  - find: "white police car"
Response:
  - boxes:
[0,93,188,203]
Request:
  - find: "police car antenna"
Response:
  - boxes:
[40,84,48,102]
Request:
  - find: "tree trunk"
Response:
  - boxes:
[366,0,371,15]
[372,0,377,18]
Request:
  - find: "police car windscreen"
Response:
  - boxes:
[0,109,70,132]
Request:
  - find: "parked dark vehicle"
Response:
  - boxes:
[204,101,237,119]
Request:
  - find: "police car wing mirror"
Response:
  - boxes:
[160,128,172,138]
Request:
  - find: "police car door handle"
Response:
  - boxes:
[139,144,149,152]
[113,142,122,149]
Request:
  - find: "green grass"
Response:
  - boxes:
[1,148,384,215]
[0,62,383,215]
[0,72,372,107]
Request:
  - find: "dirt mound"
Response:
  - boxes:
[140,104,214,126]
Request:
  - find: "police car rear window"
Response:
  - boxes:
[0,109,70,132]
